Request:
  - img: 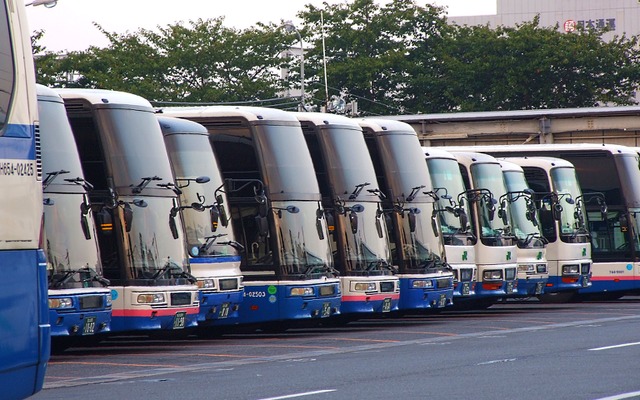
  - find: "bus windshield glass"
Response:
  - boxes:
[44,192,103,286]
[164,133,238,256]
[337,202,392,274]
[119,196,188,280]
[427,157,471,236]
[550,166,587,240]
[397,203,446,272]
[256,125,320,196]
[272,200,333,278]
[96,108,175,192]
[503,170,544,248]
[470,162,510,241]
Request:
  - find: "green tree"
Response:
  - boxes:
[298,0,448,115]
[33,18,297,104]
[429,17,640,111]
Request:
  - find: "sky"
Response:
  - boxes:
[25,0,497,53]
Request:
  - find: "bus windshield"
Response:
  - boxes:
[471,162,510,241]
[336,201,392,274]
[164,133,238,257]
[397,202,446,272]
[503,170,544,248]
[272,200,333,278]
[427,157,472,238]
[44,192,103,288]
[118,196,189,281]
[551,166,588,241]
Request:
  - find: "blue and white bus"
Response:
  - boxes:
[164,106,341,329]
[57,89,200,333]
[450,151,518,306]
[159,116,244,329]
[39,85,111,344]
[0,0,49,397]
[297,112,400,317]
[359,119,454,312]
[498,159,548,297]
[423,147,478,300]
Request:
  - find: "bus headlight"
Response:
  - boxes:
[536,264,548,274]
[197,279,215,289]
[352,282,376,291]
[106,293,113,307]
[483,270,503,281]
[412,280,434,289]
[137,293,166,304]
[290,287,314,296]
[562,264,580,275]
[49,297,73,309]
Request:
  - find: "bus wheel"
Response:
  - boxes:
[538,291,576,303]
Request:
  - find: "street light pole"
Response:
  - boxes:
[284,21,305,111]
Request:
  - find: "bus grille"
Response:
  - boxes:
[219,278,238,290]
[436,278,452,289]
[380,281,395,292]
[79,295,103,310]
[170,292,192,306]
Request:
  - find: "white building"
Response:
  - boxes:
[449,0,640,40]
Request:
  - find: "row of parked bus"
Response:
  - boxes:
[41,85,640,351]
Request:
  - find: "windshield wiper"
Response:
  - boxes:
[218,240,245,251]
[200,233,228,253]
[152,260,197,284]
[50,267,110,289]
[304,264,339,278]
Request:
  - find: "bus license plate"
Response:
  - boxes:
[173,312,186,329]
[462,282,470,296]
[321,302,331,318]
[219,303,230,319]
[535,282,544,294]
[382,298,391,313]
[506,282,514,293]
[437,294,447,308]
[582,276,589,287]
[83,316,96,335]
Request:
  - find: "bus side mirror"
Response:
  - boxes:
[80,202,92,240]
[255,215,269,237]
[408,209,417,233]
[218,204,229,227]
[375,211,384,239]
[123,203,134,233]
[315,208,325,240]
[431,209,439,237]
[458,208,468,231]
[210,207,220,232]
[169,214,179,239]
[349,210,358,234]
[552,203,563,221]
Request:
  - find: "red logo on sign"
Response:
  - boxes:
[564,20,576,32]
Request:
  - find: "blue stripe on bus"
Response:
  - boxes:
[0,125,35,159]
[4,123,33,138]
[190,255,242,264]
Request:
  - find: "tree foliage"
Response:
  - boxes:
[34,18,298,104]
[431,16,640,111]
[32,2,640,113]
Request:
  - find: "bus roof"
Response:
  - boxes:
[449,151,501,166]
[358,118,415,134]
[157,115,208,136]
[423,146,456,160]
[442,143,638,157]
[293,112,361,129]
[161,105,299,123]
[55,88,154,109]
[498,156,575,170]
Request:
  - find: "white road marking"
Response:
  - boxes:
[588,342,640,351]
[476,358,517,365]
[594,389,640,399]
[258,389,337,400]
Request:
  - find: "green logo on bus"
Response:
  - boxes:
[268,285,277,295]
[506,251,512,261]
[537,251,543,260]
[462,251,468,261]
[582,247,587,257]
